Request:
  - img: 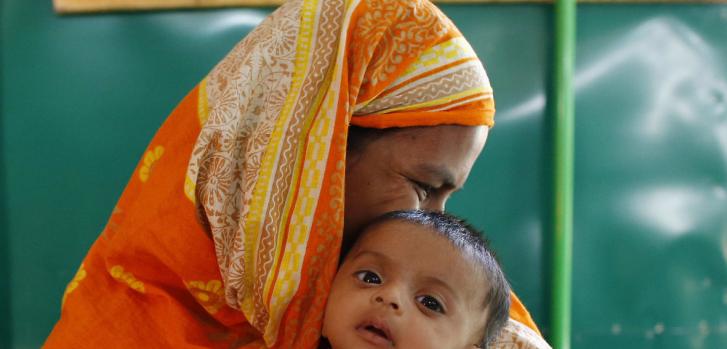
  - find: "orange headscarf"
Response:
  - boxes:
[45,0,545,348]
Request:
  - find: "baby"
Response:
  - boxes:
[322,210,510,349]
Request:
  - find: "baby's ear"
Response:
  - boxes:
[469,344,481,349]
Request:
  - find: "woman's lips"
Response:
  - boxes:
[355,320,394,347]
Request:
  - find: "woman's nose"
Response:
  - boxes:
[422,197,446,212]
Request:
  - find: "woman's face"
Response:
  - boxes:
[343,125,489,250]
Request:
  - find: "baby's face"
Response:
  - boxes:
[322,220,489,349]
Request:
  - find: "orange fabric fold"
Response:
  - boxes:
[350,110,494,129]
[45,86,259,348]
[510,292,543,337]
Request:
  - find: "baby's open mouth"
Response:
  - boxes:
[365,325,389,340]
[356,321,394,347]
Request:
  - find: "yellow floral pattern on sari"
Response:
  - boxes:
[138,145,165,182]
[61,263,87,307]
[187,280,226,314]
[184,175,196,204]
[109,265,146,293]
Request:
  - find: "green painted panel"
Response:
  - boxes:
[570,5,727,349]
[2,1,727,349]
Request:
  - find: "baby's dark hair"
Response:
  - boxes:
[358,210,510,348]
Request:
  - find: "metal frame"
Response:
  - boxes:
[551,0,575,348]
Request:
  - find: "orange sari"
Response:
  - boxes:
[45,0,545,348]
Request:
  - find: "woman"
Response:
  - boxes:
[45,0,548,348]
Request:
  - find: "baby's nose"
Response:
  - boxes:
[375,295,399,310]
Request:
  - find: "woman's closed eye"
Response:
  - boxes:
[354,270,382,285]
[411,180,436,201]
[416,295,446,314]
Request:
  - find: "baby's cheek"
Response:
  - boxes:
[321,276,351,339]
[321,288,339,337]
[397,317,433,349]
[405,317,462,349]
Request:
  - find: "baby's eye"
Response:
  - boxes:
[416,295,445,314]
[355,270,382,284]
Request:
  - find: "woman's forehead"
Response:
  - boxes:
[371,125,488,183]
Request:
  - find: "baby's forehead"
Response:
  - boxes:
[353,219,447,252]
[354,219,468,258]
[351,219,490,299]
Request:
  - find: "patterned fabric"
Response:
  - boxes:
[492,320,553,349]
[45,0,544,348]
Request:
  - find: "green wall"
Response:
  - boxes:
[2,1,726,348]
[570,6,727,348]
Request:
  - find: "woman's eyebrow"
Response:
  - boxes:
[414,163,457,189]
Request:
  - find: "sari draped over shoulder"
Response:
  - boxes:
[44,0,547,348]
